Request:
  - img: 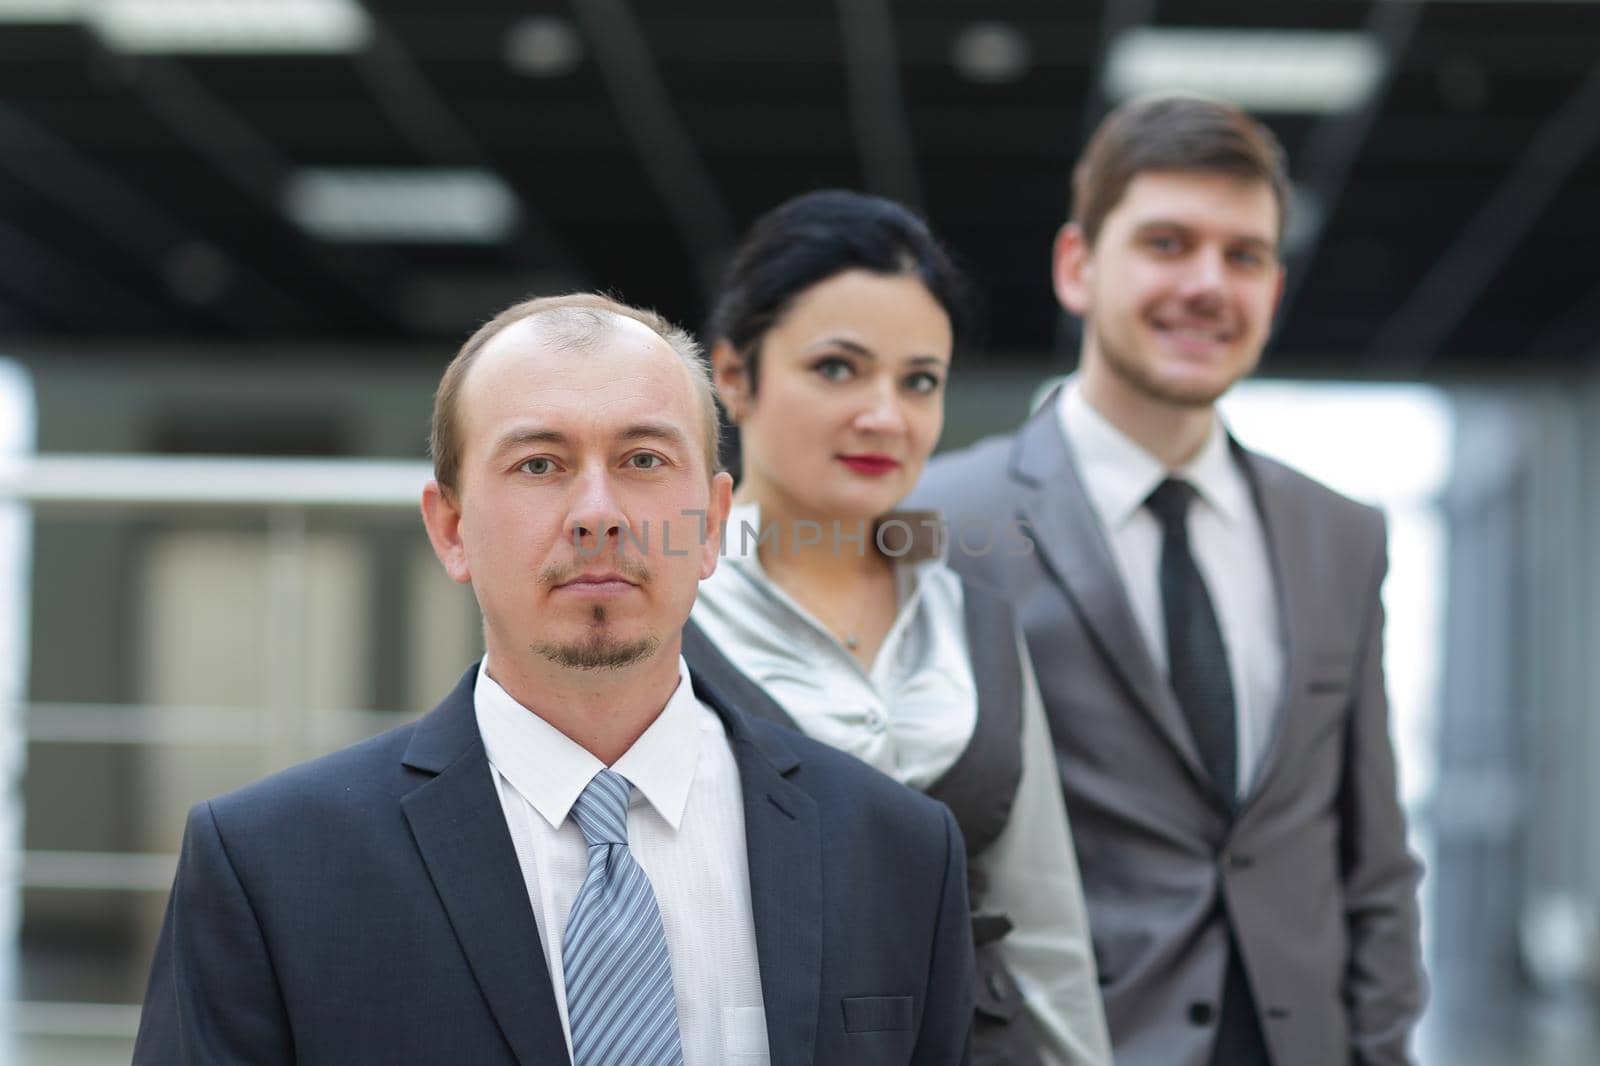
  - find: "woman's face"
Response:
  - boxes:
[718,268,953,525]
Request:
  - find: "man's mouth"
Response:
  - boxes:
[1152,319,1236,352]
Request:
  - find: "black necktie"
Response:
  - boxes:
[1146,478,1237,807]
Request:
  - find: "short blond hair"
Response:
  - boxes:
[430,292,721,493]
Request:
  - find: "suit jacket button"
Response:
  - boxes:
[1188,1001,1214,1026]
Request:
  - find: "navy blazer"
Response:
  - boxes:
[134,664,974,1065]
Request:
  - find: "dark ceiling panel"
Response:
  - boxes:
[0,0,1593,372]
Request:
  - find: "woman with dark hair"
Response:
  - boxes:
[685,190,1111,1066]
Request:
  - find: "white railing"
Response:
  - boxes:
[2,453,435,1049]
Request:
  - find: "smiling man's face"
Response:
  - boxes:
[1055,169,1284,409]
[422,311,731,674]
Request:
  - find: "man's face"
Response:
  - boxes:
[1055,169,1284,407]
[422,315,732,674]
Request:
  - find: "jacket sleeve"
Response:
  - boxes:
[1340,522,1428,1065]
[134,800,295,1065]
[977,630,1112,1065]
[912,804,977,1066]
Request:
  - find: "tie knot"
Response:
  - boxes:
[1145,478,1197,532]
[571,769,632,847]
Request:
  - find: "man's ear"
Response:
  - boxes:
[1052,222,1093,316]
[698,471,735,580]
[710,340,751,424]
[421,480,472,585]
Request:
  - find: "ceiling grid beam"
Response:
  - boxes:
[351,20,570,269]
[0,101,315,331]
[569,0,736,291]
[1277,0,1424,320]
[1368,59,1600,371]
[835,0,921,209]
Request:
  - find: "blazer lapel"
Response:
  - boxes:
[1010,400,1213,790]
[690,669,822,1066]
[400,669,568,1066]
[1232,446,1310,814]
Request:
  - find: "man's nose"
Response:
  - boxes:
[1180,247,1228,306]
[565,469,627,549]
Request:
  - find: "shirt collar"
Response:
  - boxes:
[1181,409,1250,526]
[474,656,703,833]
[1057,378,1248,529]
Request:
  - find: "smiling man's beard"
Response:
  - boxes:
[1091,306,1259,409]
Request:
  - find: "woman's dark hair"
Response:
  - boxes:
[706,189,974,395]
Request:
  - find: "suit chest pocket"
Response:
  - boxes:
[842,995,914,1033]
[1306,647,1356,700]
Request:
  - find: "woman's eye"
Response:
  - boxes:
[628,453,664,470]
[905,372,942,395]
[814,357,854,382]
[520,457,554,475]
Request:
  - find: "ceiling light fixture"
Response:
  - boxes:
[951,21,1031,85]
[283,168,521,245]
[1104,28,1384,114]
[91,0,372,55]
[505,15,584,77]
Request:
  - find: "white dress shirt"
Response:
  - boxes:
[692,503,1112,1066]
[475,657,771,1066]
[1056,381,1284,797]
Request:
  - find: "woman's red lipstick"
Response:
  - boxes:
[839,454,901,476]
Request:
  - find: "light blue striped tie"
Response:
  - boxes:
[562,769,684,1066]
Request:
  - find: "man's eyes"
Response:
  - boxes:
[519,454,666,475]
[1229,248,1273,269]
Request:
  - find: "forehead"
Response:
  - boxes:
[1109,170,1279,241]
[459,314,698,442]
[775,270,953,347]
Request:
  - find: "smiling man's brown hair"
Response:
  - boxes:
[1071,94,1291,247]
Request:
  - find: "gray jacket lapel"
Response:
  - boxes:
[1231,445,1309,815]
[399,672,568,1066]
[1010,402,1214,791]
[688,669,822,1066]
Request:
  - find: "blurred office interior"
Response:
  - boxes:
[2,1,1600,1062]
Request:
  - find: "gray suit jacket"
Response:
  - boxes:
[909,397,1425,1066]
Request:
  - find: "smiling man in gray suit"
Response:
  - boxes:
[911,96,1426,1066]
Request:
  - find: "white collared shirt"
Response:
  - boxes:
[692,502,1112,1066]
[1057,380,1283,797]
[475,657,771,1066]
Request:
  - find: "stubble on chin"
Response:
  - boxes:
[1095,322,1243,409]
[531,603,661,671]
